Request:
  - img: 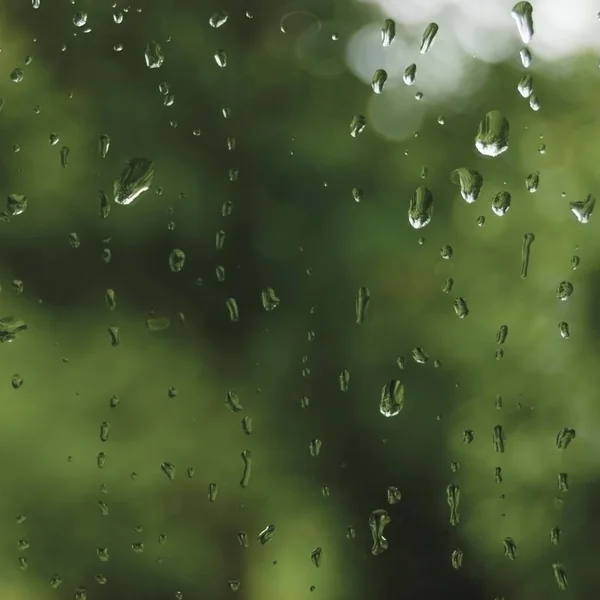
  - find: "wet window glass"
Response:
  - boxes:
[0,1,595,598]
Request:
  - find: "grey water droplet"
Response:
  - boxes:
[240,450,252,488]
[160,461,176,480]
[60,146,70,168]
[419,23,439,54]
[412,347,429,364]
[493,425,505,453]
[451,549,464,569]
[569,194,595,223]
[372,69,387,94]
[520,232,535,278]
[113,158,154,205]
[350,115,366,138]
[107,327,120,346]
[450,168,483,203]
[356,286,371,324]
[339,369,350,392]
[257,524,276,544]
[214,49,227,67]
[381,19,396,47]
[496,325,508,344]
[99,191,110,218]
[491,191,511,216]
[511,2,534,44]
[403,63,417,85]
[369,509,391,555]
[98,134,110,158]
[409,186,434,229]
[105,289,116,311]
[525,171,539,192]
[309,439,322,457]
[311,547,323,567]
[556,281,573,301]
[519,47,532,67]
[558,321,570,339]
[7,193,27,216]
[503,537,517,560]
[518,74,534,98]
[556,427,575,449]
[446,484,460,526]
[225,391,243,412]
[169,249,185,272]
[380,379,404,417]
[226,297,240,322]
[209,10,228,28]
[10,68,24,83]
[147,317,170,331]
[0,316,27,343]
[144,41,164,68]
[208,482,218,502]
[241,416,252,435]
[475,111,510,157]
[261,287,280,311]
[552,562,568,590]
[387,486,402,504]
[100,421,110,442]
[453,297,469,318]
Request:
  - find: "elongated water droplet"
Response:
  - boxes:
[517,74,533,98]
[475,111,510,157]
[511,2,534,44]
[403,63,416,85]
[350,115,366,138]
[113,158,154,205]
[450,168,482,203]
[372,69,387,94]
[99,134,110,158]
[356,286,371,324]
[381,19,396,47]
[409,186,434,229]
[570,194,595,223]
[420,23,439,54]
[369,509,391,555]
[520,232,534,278]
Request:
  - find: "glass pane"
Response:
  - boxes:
[0,1,594,599]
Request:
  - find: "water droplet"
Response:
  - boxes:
[475,111,510,157]
[380,379,404,417]
[511,2,534,44]
[113,158,154,205]
[408,186,434,229]
[569,194,595,223]
[491,191,511,216]
[350,115,366,138]
[381,19,396,47]
[403,63,417,85]
[419,23,439,54]
[372,69,387,94]
[450,168,483,203]
[209,10,229,28]
[144,41,164,68]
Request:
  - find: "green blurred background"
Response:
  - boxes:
[0,0,599,599]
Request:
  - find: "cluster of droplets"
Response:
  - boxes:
[349,19,440,140]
